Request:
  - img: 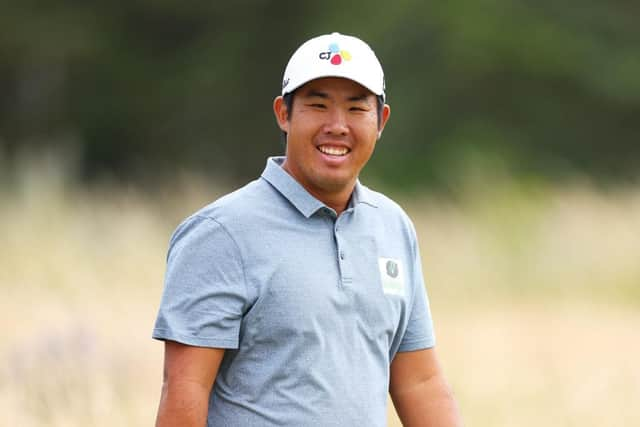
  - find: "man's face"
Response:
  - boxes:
[273,77,390,200]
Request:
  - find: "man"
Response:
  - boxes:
[153,32,462,426]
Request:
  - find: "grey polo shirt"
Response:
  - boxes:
[153,156,435,427]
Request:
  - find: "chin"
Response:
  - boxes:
[314,175,353,192]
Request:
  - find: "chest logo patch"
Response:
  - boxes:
[386,260,399,278]
[378,257,405,296]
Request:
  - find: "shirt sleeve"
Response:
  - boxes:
[152,214,248,349]
[397,223,436,352]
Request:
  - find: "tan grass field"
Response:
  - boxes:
[1,157,639,426]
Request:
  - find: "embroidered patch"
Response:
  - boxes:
[378,257,405,296]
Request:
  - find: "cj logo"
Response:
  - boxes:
[319,42,352,65]
[386,260,399,278]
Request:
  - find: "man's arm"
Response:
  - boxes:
[155,340,225,427]
[390,348,462,427]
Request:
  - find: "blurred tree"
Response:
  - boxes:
[1,0,639,189]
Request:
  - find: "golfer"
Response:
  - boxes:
[153,32,462,426]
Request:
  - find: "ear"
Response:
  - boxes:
[273,96,290,133]
[377,103,391,139]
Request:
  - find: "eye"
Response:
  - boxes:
[349,106,367,112]
[309,103,326,109]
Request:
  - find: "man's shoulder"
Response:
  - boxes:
[358,183,420,245]
[171,177,277,239]
[192,177,274,222]
[359,184,413,222]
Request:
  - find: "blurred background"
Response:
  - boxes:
[1,1,639,426]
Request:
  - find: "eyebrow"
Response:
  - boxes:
[304,90,329,99]
[347,93,370,102]
[302,90,370,102]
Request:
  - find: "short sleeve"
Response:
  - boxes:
[397,224,436,352]
[152,214,248,349]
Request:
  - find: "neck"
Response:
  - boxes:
[280,162,355,216]
[307,185,353,216]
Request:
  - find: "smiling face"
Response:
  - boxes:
[273,77,390,210]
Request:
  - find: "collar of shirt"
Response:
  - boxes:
[260,156,378,218]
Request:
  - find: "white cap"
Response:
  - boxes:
[281,32,385,101]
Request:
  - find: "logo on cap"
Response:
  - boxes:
[319,42,352,65]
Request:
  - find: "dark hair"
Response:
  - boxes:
[280,91,385,143]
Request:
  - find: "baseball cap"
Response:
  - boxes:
[281,32,385,101]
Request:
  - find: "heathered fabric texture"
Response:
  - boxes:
[153,156,435,427]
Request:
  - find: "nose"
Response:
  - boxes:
[323,108,349,136]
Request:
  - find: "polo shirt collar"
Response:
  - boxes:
[261,156,378,218]
[351,178,378,209]
[261,157,325,218]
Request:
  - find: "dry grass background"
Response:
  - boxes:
[1,153,639,426]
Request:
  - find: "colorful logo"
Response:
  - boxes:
[319,42,352,65]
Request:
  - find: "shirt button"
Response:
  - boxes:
[340,251,345,260]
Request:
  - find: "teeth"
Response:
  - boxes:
[318,145,349,156]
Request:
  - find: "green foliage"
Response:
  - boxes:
[1,0,639,189]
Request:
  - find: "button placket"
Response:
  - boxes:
[334,216,352,285]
